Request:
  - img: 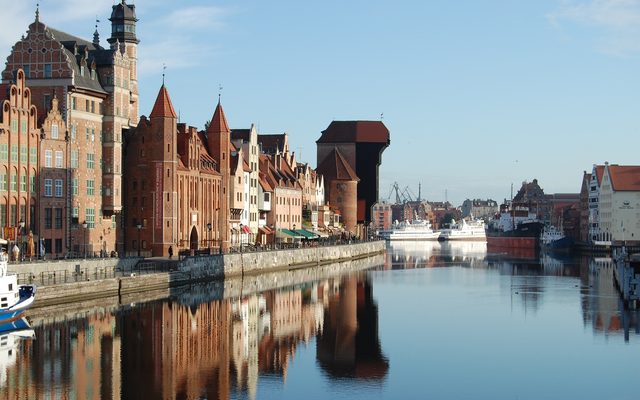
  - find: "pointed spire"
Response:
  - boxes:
[93,17,100,46]
[35,3,39,22]
[207,98,230,134]
[150,84,177,119]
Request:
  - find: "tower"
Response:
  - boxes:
[207,100,231,251]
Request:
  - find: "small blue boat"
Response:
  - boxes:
[540,225,573,252]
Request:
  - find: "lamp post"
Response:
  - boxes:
[136,223,142,257]
[239,223,243,253]
[81,221,88,258]
[18,218,24,261]
[207,222,212,254]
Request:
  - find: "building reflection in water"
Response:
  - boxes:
[0,273,386,399]
[385,240,488,270]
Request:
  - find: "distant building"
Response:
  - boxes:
[579,172,591,243]
[371,202,393,231]
[316,121,390,228]
[460,199,498,220]
[512,179,552,222]
[598,163,640,244]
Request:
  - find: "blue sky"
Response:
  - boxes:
[1,0,639,206]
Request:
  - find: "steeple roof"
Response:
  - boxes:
[150,84,177,119]
[207,100,230,134]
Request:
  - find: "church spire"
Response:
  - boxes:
[93,18,100,46]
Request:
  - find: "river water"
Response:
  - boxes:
[1,241,639,399]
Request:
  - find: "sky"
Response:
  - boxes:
[1,0,639,206]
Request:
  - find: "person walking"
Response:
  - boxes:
[168,245,173,259]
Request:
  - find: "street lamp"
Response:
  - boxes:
[239,223,243,253]
[136,223,142,257]
[81,221,88,258]
[207,223,212,254]
[18,218,24,261]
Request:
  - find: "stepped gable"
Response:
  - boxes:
[317,148,359,181]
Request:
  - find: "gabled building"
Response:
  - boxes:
[598,163,640,244]
[588,164,605,242]
[3,2,140,255]
[0,69,39,254]
[579,172,591,243]
[231,125,260,243]
[123,85,229,256]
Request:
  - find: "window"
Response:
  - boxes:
[0,174,5,191]
[29,147,36,164]
[21,120,27,135]
[55,208,62,229]
[0,145,7,161]
[87,153,94,169]
[55,179,63,197]
[51,124,58,139]
[43,95,51,114]
[20,146,26,163]
[45,150,52,167]
[30,175,35,193]
[71,151,78,168]
[91,101,95,113]
[10,173,16,191]
[71,97,77,110]
[86,208,95,228]
[71,124,76,139]
[20,175,26,191]
[86,128,90,141]
[91,129,95,142]
[87,179,94,196]
[44,64,52,78]
[72,178,78,195]
[44,208,52,229]
[44,179,52,197]
[23,65,29,77]
[85,100,89,112]
[55,151,63,168]
[10,145,17,162]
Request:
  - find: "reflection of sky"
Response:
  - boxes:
[250,246,640,399]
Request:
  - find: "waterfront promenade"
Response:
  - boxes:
[13,240,385,308]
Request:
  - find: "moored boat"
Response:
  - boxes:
[540,225,573,251]
[439,218,486,241]
[379,218,441,241]
[486,203,544,256]
[0,244,36,328]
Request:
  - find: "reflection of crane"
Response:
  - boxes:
[386,182,419,204]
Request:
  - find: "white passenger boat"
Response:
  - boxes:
[439,219,486,241]
[0,242,36,328]
[379,219,440,241]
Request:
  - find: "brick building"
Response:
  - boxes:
[123,85,230,256]
[0,69,39,255]
[2,2,139,256]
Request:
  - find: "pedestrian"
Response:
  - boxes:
[168,245,173,259]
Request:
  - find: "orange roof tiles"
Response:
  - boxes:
[607,165,640,191]
[317,148,359,181]
[149,85,177,119]
[207,100,230,134]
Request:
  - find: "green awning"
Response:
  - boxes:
[279,229,304,239]
[293,229,319,239]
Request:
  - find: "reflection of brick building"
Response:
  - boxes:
[317,121,390,228]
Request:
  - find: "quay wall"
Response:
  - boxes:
[8,257,141,276]
[32,241,385,307]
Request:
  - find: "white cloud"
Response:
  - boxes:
[152,6,230,31]
[549,0,640,55]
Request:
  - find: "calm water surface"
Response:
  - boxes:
[2,241,639,399]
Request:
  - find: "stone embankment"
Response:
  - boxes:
[24,241,385,308]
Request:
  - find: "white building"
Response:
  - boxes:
[598,163,640,244]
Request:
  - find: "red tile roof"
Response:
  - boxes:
[317,121,389,144]
[207,100,230,134]
[607,165,640,191]
[317,148,359,181]
[149,85,177,119]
